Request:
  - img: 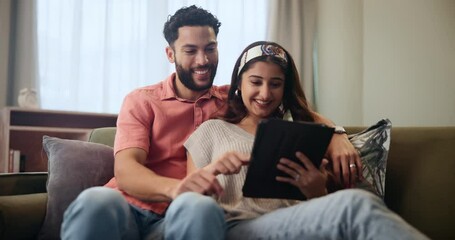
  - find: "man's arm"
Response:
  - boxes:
[115,148,224,201]
[312,112,362,188]
[114,148,180,201]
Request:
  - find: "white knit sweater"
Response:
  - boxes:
[184,119,298,221]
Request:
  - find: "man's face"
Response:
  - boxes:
[167,26,218,91]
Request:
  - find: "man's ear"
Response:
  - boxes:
[166,46,175,63]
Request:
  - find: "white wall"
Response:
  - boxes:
[317,0,455,127]
[317,0,363,125]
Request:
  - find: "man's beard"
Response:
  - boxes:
[175,62,217,91]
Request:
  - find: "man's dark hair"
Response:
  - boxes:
[163,5,221,45]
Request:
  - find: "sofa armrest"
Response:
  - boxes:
[0,172,47,196]
[0,193,47,239]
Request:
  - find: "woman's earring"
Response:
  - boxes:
[278,103,284,112]
[235,89,241,97]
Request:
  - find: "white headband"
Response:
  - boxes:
[238,44,288,75]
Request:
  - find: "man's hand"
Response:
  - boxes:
[326,134,362,188]
[172,169,224,199]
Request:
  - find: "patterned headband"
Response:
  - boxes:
[238,44,288,75]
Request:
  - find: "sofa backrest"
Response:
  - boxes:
[89,126,455,239]
[88,127,116,147]
[347,126,455,240]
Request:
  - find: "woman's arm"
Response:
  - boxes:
[188,151,250,176]
[312,111,362,188]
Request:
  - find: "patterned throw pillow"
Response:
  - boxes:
[349,119,392,198]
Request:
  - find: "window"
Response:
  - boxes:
[36,0,270,113]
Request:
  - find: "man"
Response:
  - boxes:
[61,5,360,240]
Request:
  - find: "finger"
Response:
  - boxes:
[181,173,214,195]
[222,160,238,174]
[212,153,240,175]
[319,158,329,172]
[349,162,357,188]
[331,156,342,184]
[230,154,249,170]
[234,152,251,165]
[276,176,298,187]
[340,154,353,186]
[279,157,306,173]
[223,154,247,174]
[220,152,249,174]
[181,178,207,194]
[295,151,317,170]
[277,160,300,179]
[196,170,224,196]
[354,151,363,178]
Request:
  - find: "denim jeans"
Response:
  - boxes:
[226,189,429,240]
[61,187,226,240]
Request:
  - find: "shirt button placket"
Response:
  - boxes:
[195,101,203,129]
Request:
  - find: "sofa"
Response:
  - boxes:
[1,126,454,239]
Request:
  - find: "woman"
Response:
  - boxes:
[183,41,428,239]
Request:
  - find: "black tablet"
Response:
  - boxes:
[242,119,334,200]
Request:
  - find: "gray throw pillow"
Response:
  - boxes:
[39,136,114,240]
[349,118,392,198]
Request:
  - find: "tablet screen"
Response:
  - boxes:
[242,119,334,200]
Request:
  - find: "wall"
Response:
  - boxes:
[317,0,455,127]
[317,0,363,125]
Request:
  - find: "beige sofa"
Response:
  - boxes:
[1,126,454,239]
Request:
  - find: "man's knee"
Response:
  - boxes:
[166,192,224,219]
[164,192,226,239]
[66,187,127,217]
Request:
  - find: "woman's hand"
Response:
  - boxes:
[276,152,329,199]
[326,134,362,188]
[172,168,224,199]
[205,151,250,176]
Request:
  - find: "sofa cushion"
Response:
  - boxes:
[0,193,47,240]
[39,136,114,240]
[349,118,392,198]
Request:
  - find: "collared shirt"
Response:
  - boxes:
[105,73,228,214]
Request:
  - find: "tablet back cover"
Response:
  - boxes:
[242,119,334,200]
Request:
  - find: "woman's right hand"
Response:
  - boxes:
[276,152,329,199]
[205,151,250,176]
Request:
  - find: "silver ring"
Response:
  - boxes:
[295,174,300,181]
[349,163,357,168]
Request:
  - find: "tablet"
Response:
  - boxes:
[242,119,334,200]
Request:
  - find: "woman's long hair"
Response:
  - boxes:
[222,41,315,123]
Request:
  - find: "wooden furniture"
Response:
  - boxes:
[0,107,117,173]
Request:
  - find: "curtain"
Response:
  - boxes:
[0,0,12,108]
[36,0,270,114]
[0,0,39,108]
[267,0,319,109]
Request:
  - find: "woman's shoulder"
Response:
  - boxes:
[199,119,234,131]
[188,120,233,146]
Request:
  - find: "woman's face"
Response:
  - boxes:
[239,61,285,122]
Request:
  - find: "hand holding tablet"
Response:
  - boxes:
[242,119,334,200]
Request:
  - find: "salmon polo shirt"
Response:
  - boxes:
[105,73,228,215]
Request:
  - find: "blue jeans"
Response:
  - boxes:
[226,189,429,240]
[61,187,226,240]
